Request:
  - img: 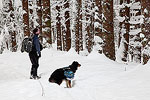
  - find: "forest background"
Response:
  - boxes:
[0,0,150,64]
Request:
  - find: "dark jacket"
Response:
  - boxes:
[32,34,41,55]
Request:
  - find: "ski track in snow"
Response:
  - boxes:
[0,49,150,100]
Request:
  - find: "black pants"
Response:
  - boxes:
[29,51,39,76]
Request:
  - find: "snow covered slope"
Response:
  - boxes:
[0,49,150,100]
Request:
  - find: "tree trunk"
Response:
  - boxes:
[22,0,29,36]
[95,0,103,53]
[28,0,34,34]
[85,0,94,53]
[10,0,17,52]
[28,0,35,35]
[95,0,102,35]
[75,0,83,53]
[64,0,71,51]
[36,0,42,39]
[102,0,115,60]
[56,5,62,50]
[42,0,52,45]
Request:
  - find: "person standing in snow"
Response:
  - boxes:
[29,28,43,79]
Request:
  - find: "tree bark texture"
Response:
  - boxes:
[22,0,30,36]
[64,0,71,51]
[102,0,116,60]
[75,0,83,53]
[42,0,52,44]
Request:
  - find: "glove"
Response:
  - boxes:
[38,53,41,58]
[37,52,41,58]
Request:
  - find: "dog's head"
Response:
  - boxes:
[70,61,81,73]
[72,61,81,68]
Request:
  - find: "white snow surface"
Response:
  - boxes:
[0,49,150,100]
[0,0,2,9]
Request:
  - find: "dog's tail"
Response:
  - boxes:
[48,78,55,83]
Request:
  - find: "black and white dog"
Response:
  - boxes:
[49,61,81,88]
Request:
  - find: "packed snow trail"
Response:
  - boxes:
[0,49,150,100]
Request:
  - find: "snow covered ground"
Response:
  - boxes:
[0,48,150,100]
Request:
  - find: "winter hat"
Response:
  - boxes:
[33,28,38,34]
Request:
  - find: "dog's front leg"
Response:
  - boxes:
[68,80,71,88]
[66,80,69,88]
[66,80,72,88]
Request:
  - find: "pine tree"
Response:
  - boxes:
[0,9,3,53]
[13,0,24,51]
[9,1,17,52]
[119,0,130,62]
[129,0,142,63]
[141,0,150,64]
[2,0,17,52]
[116,0,130,62]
